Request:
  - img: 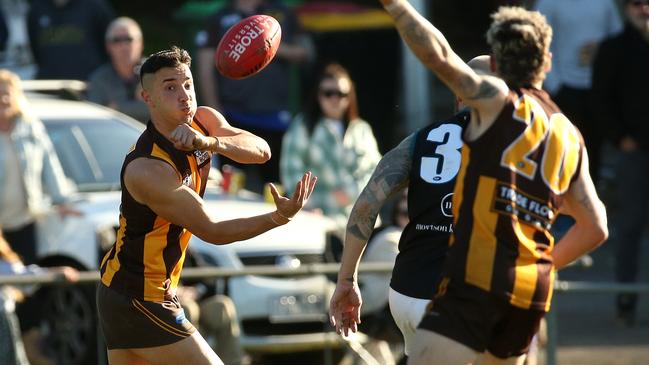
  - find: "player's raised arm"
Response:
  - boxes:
[330,133,414,336]
[379,0,508,110]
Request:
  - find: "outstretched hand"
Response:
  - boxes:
[269,171,317,221]
[329,279,362,336]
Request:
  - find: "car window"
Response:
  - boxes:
[44,118,140,192]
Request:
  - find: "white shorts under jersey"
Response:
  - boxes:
[388,287,430,355]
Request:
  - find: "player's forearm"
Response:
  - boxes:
[552,218,608,270]
[197,211,289,245]
[381,0,454,73]
[553,194,608,270]
[337,235,370,284]
[212,134,271,164]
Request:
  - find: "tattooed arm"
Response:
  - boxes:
[329,133,414,335]
[554,147,608,269]
[379,0,507,113]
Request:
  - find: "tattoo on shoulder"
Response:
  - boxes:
[466,78,500,101]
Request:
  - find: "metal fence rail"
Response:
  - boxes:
[545,281,649,365]
[1,264,648,365]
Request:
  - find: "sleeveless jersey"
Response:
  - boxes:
[442,88,583,311]
[390,110,469,299]
[100,120,212,302]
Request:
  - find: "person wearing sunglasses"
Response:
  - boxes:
[280,63,381,233]
[88,17,149,123]
[591,0,649,327]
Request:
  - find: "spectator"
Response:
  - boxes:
[27,0,115,80]
[87,17,148,123]
[0,69,75,265]
[591,0,649,327]
[197,0,313,191]
[534,0,622,183]
[199,295,248,365]
[280,63,381,231]
[0,229,78,365]
[0,68,78,365]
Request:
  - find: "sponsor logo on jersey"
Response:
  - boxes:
[194,150,210,166]
[441,193,453,217]
[493,182,555,230]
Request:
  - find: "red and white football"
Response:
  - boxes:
[215,15,282,80]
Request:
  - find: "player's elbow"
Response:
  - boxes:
[581,213,609,250]
[591,221,609,247]
[259,143,272,163]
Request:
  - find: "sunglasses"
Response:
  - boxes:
[630,0,649,6]
[109,36,135,44]
[319,89,349,98]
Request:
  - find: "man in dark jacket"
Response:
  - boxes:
[27,0,115,80]
[591,0,649,327]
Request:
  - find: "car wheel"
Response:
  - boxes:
[39,260,99,365]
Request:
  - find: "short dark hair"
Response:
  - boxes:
[139,46,191,84]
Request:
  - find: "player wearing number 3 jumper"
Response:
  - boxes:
[382,3,608,365]
[329,56,491,359]
[97,46,317,365]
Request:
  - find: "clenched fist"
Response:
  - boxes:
[170,123,216,151]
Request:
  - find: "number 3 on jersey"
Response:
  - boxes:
[420,124,463,184]
[501,95,581,194]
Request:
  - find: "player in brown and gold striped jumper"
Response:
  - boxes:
[378,3,609,365]
[97,46,317,365]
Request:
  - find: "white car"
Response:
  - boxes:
[28,91,339,364]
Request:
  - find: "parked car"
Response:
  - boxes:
[27,90,340,365]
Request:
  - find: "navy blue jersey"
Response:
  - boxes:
[389,110,469,299]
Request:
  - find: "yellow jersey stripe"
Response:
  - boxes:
[510,223,541,308]
[450,145,471,247]
[143,216,171,300]
[101,215,127,286]
[465,176,498,291]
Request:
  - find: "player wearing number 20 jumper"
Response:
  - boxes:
[378,3,608,364]
[442,88,581,312]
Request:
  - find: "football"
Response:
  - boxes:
[215,15,282,80]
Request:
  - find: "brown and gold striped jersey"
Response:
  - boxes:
[443,88,583,311]
[100,119,212,302]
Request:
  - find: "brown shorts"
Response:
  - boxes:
[96,284,196,349]
[418,279,544,359]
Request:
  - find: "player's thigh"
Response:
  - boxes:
[388,288,429,355]
[131,332,223,365]
[108,349,151,365]
[407,328,478,365]
[480,351,526,365]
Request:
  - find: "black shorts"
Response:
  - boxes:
[96,284,196,349]
[418,279,544,359]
